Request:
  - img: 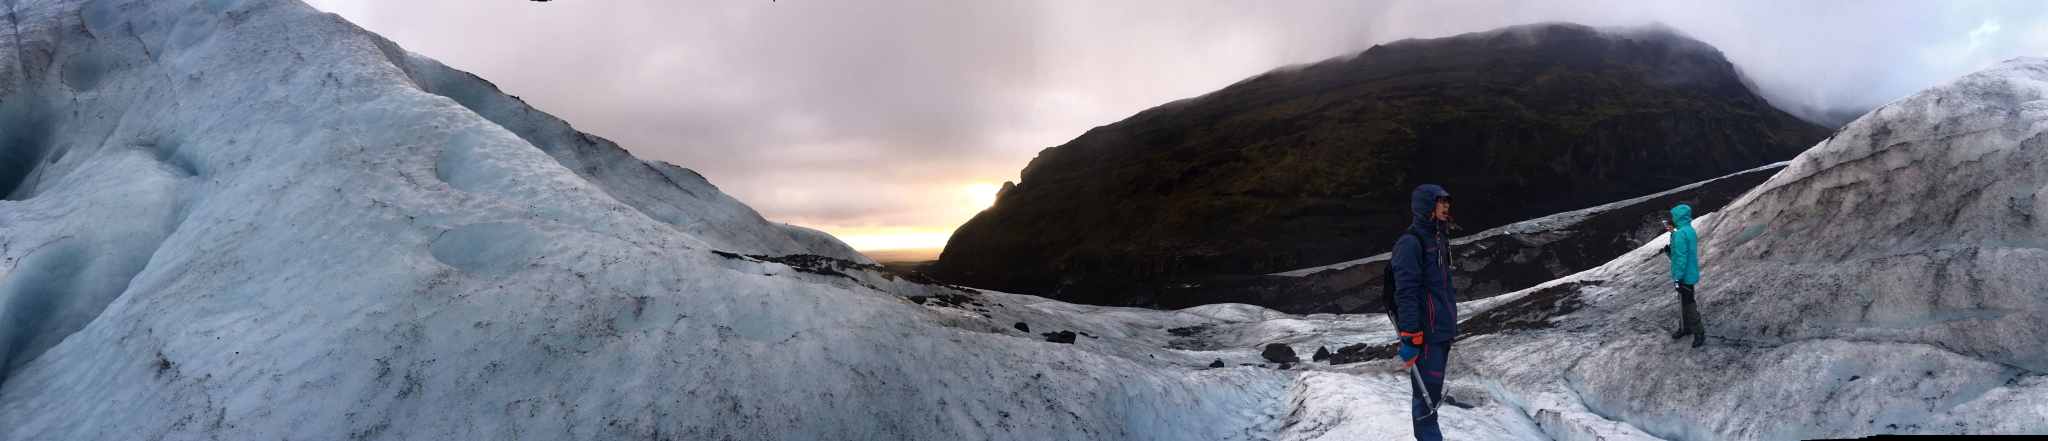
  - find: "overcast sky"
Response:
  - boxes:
[303,0,2048,250]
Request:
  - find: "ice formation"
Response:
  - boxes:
[2,0,2045,439]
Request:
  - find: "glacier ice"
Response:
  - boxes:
[0,0,1414,439]
[2,0,2047,439]
[1447,56,2048,439]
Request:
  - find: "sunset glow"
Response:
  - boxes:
[835,231,952,250]
[967,184,1002,210]
[801,184,1010,254]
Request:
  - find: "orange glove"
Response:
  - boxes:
[1399,331,1424,345]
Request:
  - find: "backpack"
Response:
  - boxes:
[1382,230,1426,328]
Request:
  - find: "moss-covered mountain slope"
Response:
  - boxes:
[928,23,1832,307]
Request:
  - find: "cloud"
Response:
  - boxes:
[302,0,2048,245]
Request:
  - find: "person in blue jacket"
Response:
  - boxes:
[1665,204,1705,348]
[1392,184,1458,441]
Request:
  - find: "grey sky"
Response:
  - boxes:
[303,0,2048,247]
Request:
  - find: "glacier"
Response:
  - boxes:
[0,0,1324,438]
[2,0,2047,439]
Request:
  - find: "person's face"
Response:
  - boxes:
[1434,199,1451,220]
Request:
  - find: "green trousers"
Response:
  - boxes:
[1676,282,1704,335]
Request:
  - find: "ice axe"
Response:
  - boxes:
[1407,362,1447,421]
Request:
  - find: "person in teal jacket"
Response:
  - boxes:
[1665,204,1705,348]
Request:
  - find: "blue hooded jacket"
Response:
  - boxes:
[1392,184,1458,343]
[1668,204,1700,285]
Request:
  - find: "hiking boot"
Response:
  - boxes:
[1669,328,1689,340]
[1692,333,1705,348]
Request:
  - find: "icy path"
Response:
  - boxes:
[949,293,1558,440]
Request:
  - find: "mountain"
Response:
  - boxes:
[926,23,1833,309]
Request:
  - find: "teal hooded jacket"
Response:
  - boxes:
[1668,204,1701,285]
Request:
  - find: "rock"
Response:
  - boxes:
[1278,363,1292,370]
[1013,322,1029,332]
[1042,331,1076,344]
[1312,346,1330,362]
[1261,343,1299,363]
[1329,342,1395,365]
[1209,359,1224,368]
[1444,395,1474,409]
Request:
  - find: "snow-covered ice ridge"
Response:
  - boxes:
[2,0,2045,439]
[1273,160,1788,278]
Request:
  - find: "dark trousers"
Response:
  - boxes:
[1409,340,1452,441]
[1676,282,1704,335]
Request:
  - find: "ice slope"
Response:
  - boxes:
[0,0,1558,439]
[0,0,1285,438]
[1450,57,2048,440]
[399,54,866,265]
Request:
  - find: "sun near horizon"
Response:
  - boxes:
[800,183,1005,263]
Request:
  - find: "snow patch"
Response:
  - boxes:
[1275,370,1549,440]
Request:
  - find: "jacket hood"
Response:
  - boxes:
[1410,184,1450,230]
[1670,204,1693,225]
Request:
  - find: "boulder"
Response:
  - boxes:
[1329,343,1396,365]
[1261,343,1298,363]
[1042,331,1076,344]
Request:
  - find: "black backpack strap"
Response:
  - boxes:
[1384,229,1431,326]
